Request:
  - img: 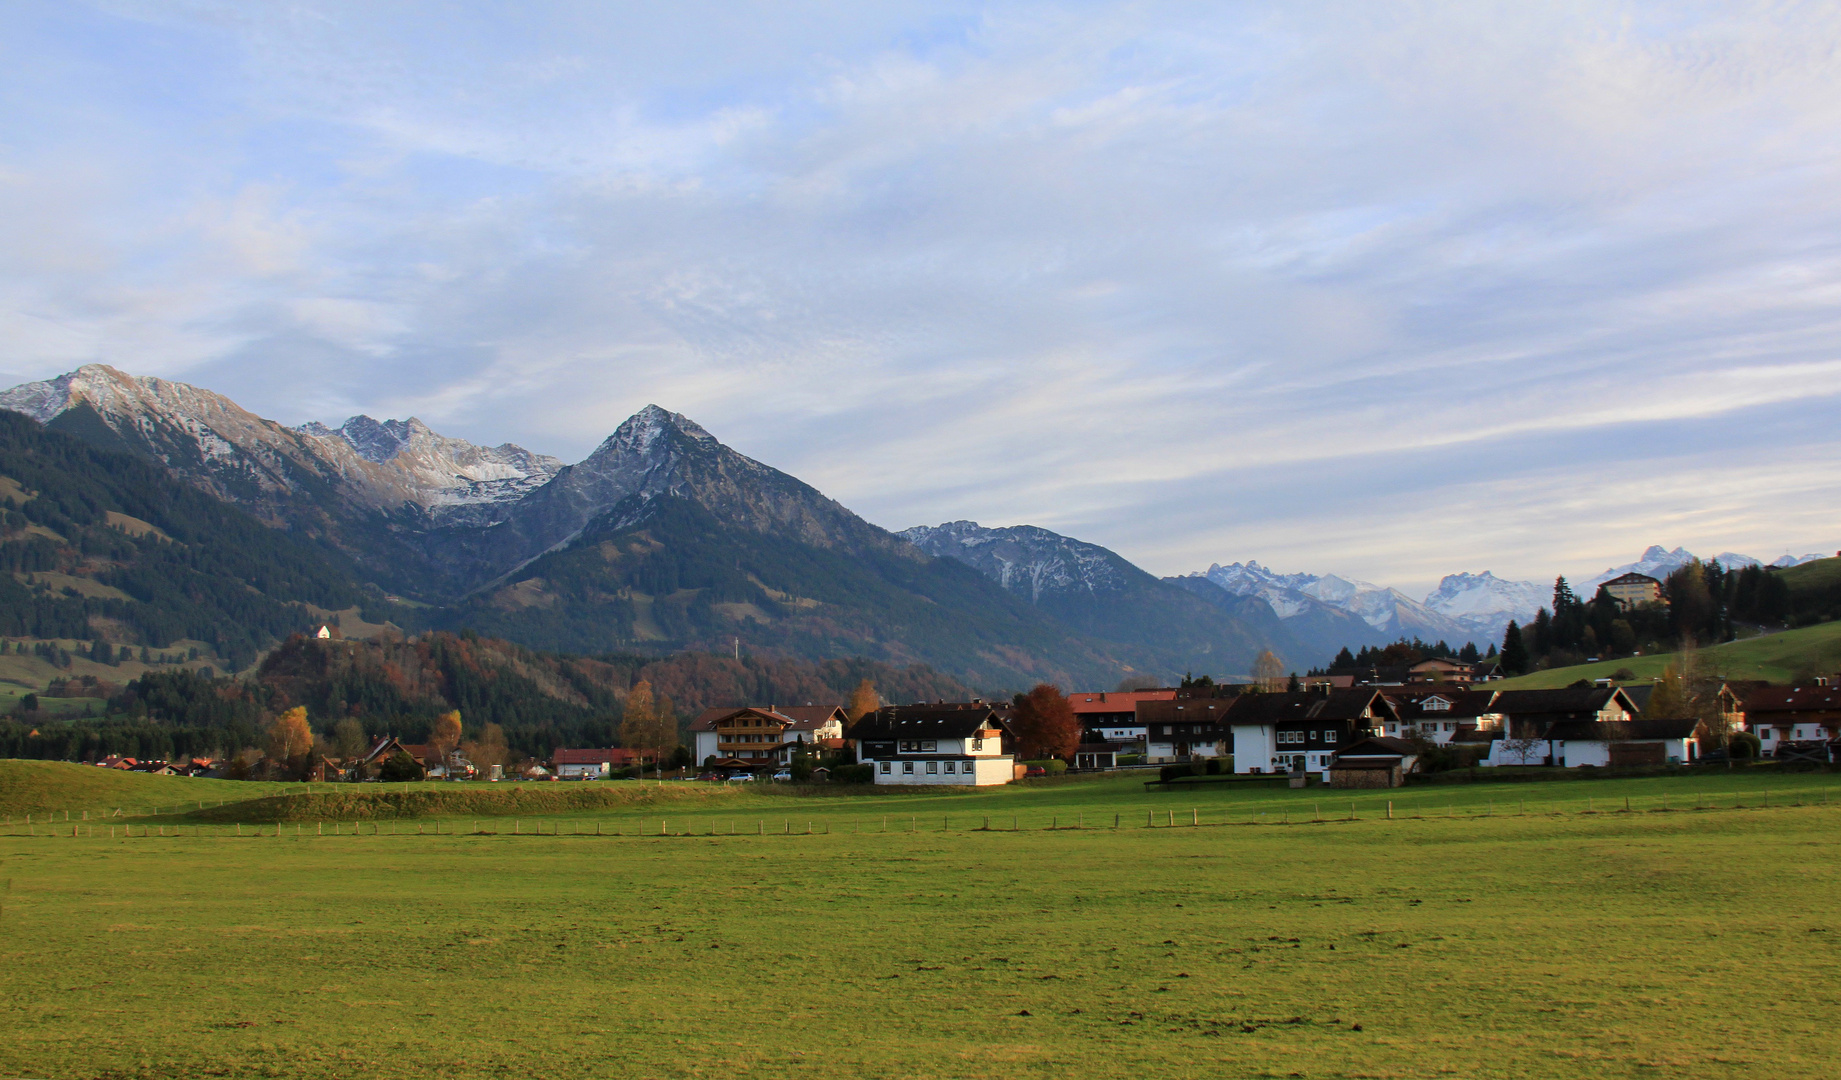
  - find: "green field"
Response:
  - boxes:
[1492,617,1841,689]
[5,764,1841,1078]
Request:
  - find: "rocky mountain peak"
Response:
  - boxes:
[900,520,1132,602]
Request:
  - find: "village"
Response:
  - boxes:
[87,654,1841,791]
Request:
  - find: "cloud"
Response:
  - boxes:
[2,1,1840,593]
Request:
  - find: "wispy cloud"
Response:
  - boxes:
[2,1,1839,592]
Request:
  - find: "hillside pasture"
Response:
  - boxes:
[1491,617,1841,689]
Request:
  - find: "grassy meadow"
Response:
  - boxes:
[1491,617,1841,689]
[4,766,1841,1078]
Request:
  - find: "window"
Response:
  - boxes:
[902,761,914,774]
[926,761,938,774]
[1277,730,1304,745]
[879,761,890,774]
[922,740,937,752]
[943,761,955,774]
[973,738,984,750]
[1424,698,1450,712]
[900,740,920,752]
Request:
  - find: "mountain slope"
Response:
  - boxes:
[447,496,1162,691]
[1422,571,1546,641]
[899,520,1279,676]
[0,365,560,591]
[0,410,370,669]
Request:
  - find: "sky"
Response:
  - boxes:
[2,1,1840,596]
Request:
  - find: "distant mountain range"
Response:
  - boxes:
[0,364,1827,689]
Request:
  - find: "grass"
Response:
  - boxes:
[1491,618,1841,688]
[0,759,347,819]
[5,766,1841,1079]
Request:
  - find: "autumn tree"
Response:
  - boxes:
[848,679,880,721]
[621,681,674,767]
[460,722,510,771]
[430,710,463,760]
[266,706,313,762]
[1010,683,1080,761]
[1251,650,1285,692]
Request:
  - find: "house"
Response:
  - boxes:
[1480,686,1644,766]
[689,705,848,769]
[1602,572,1663,609]
[1406,657,1482,685]
[1067,688,1176,747]
[1377,688,1497,745]
[847,703,1013,785]
[1225,689,1394,778]
[552,748,646,779]
[1328,737,1420,787]
[1139,699,1231,763]
[1738,683,1841,757]
[1544,718,1700,767]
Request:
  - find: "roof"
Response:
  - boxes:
[847,704,1006,741]
[1544,718,1700,741]
[1604,572,1662,586]
[1332,736,1420,760]
[1487,687,1636,717]
[1381,688,1495,720]
[688,705,844,732]
[1138,699,1232,726]
[1222,689,1389,725]
[1740,686,1841,714]
[1067,689,1178,716]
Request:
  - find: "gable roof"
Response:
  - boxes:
[1331,736,1419,759]
[1487,686,1637,717]
[1380,688,1495,720]
[553,748,644,766]
[1223,689,1390,725]
[1067,689,1177,716]
[688,705,844,733]
[846,704,1006,741]
[1137,699,1232,728]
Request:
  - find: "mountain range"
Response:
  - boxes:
[0,363,1827,690]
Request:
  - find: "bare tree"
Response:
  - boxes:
[1252,650,1285,693]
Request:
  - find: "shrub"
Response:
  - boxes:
[378,752,425,783]
[1159,764,1185,783]
[1611,668,1637,681]
[1022,759,1067,775]
[1204,758,1222,775]
[828,764,875,784]
[1728,731,1761,760]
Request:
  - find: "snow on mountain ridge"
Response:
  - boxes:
[899,520,1129,602]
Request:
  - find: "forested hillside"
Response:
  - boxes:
[0,410,369,670]
[0,631,972,765]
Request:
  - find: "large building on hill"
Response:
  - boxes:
[846,703,1013,785]
[1601,572,1664,608]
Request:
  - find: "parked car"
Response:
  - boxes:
[695,772,722,781]
[1024,765,1047,777]
[771,770,793,782]
[726,773,755,782]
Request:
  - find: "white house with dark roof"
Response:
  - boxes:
[846,703,1013,785]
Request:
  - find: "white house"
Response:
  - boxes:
[1545,718,1700,767]
[553,747,643,778]
[1224,689,1393,779]
[1067,689,1176,749]
[848,704,1013,786]
[1376,688,1497,745]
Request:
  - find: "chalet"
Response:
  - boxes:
[1327,736,1420,788]
[1544,718,1700,767]
[1138,699,1230,763]
[1378,688,1496,745]
[1602,572,1663,609]
[1480,686,1643,767]
[1224,689,1394,778]
[690,705,848,769]
[1738,683,1841,757]
[1067,689,1176,746]
[1406,657,1482,685]
[847,703,1013,785]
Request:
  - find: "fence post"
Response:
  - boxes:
[1386,801,1393,820]
[1114,813,1119,829]
[1191,809,1197,826]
